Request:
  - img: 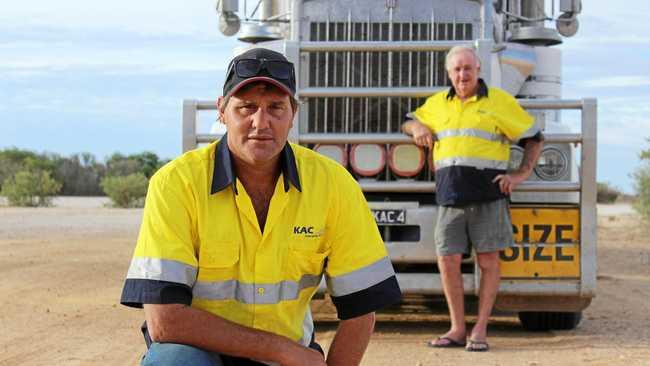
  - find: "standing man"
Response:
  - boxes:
[121,48,401,365]
[402,46,543,352]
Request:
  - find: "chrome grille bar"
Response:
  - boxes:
[299,40,473,52]
[296,133,582,145]
[299,87,445,98]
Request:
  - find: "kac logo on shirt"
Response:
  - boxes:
[293,226,324,238]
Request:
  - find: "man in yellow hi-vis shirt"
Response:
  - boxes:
[121,48,401,366]
[402,46,543,352]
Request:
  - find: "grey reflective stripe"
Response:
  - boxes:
[326,257,395,297]
[517,125,542,140]
[435,156,509,171]
[300,309,314,347]
[192,274,322,304]
[436,128,508,144]
[126,257,197,286]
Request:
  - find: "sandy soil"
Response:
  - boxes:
[0,201,649,365]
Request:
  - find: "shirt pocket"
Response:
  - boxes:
[477,111,502,138]
[197,241,240,280]
[431,116,450,134]
[286,241,330,276]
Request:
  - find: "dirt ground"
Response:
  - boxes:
[1,199,649,365]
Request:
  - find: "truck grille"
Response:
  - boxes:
[307,21,473,134]
[304,21,472,183]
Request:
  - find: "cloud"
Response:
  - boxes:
[556,94,650,149]
[0,24,215,45]
[564,35,650,47]
[0,38,236,77]
[0,0,217,40]
[0,60,226,75]
[560,1,650,49]
[595,97,650,146]
[580,76,650,88]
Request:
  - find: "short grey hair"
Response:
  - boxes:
[445,46,480,71]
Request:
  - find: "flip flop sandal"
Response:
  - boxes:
[427,336,467,348]
[465,340,490,352]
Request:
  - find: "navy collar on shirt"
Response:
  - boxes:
[446,78,489,100]
[210,133,302,195]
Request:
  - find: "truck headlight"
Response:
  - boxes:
[314,144,348,167]
[388,144,425,178]
[350,144,386,177]
[534,146,568,180]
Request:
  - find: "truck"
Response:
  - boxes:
[182,0,597,331]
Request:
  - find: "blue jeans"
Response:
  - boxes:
[141,343,224,366]
[141,343,267,366]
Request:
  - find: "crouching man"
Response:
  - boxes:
[120,48,401,366]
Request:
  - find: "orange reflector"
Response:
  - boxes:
[388,144,425,177]
[350,144,386,176]
[314,144,348,167]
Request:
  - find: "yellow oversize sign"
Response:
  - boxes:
[499,207,580,279]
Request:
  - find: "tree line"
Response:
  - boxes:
[2,143,650,219]
[0,148,169,207]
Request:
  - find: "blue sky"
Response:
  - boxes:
[1,0,649,193]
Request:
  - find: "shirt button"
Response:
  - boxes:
[257,287,265,295]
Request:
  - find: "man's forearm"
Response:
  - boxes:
[517,139,543,176]
[401,120,418,135]
[144,304,299,364]
[326,312,376,366]
[402,120,435,148]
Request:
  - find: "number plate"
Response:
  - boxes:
[372,209,406,225]
[499,207,581,279]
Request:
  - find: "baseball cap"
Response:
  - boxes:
[222,48,296,100]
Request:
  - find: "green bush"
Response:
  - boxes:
[55,153,105,196]
[1,148,168,196]
[633,166,650,221]
[596,182,620,204]
[1,170,62,207]
[100,173,148,208]
[106,151,167,179]
[0,158,23,190]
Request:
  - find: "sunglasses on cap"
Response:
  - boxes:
[228,58,295,80]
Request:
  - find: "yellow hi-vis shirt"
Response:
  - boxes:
[121,136,401,348]
[410,79,540,205]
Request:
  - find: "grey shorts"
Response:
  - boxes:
[435,198,515,256]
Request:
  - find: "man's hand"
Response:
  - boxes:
[493,138,543,195]
[279,345,326,366]
[492,171,527,195]
[402,120,433,148]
